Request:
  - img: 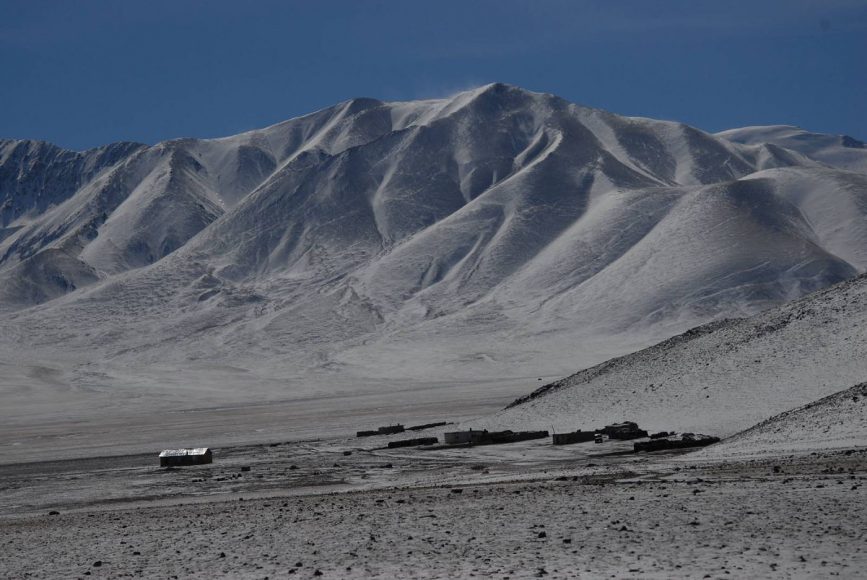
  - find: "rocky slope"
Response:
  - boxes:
[495,271,867,439]
[699,382,867,458]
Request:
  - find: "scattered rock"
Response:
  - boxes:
[537,531,547,538]
[48,510,59,516]
[240,466,251,472]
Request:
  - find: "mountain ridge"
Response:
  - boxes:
[1,84,867,440]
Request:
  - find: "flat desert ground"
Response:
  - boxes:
[2,428,867,579]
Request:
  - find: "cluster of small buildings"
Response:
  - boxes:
[357,418,719,453]
[633,432,720,452]
[156,420,719,468]
[358,423,550,450]
[552,421,648,446]
[550,421,720,453]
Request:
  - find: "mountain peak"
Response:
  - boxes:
[459,82,547,103]
[340,96,385,115]
[474,81,517,95]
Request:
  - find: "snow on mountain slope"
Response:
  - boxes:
[696,382,867,458]
[740,167,867,270]
[2,84,867,448]
[0,96,423,303]
[0,139,146,231]
[717,125,867,175]
[493,271,867,439]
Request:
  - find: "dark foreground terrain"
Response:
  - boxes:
[2,435,866,579]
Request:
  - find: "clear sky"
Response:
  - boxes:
[2,0,865,150]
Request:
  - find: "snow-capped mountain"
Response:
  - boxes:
[1,83,866,433]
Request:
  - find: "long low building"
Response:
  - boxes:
[444,430,489,445]
[444,429,549,446]
[159,448,213,467]
[357,424,406,437]
[634,434,720,453]
[387,437,438,448]
[552,430,596,445]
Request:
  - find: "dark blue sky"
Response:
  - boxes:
[2,0,865,150]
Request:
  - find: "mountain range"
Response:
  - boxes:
[2,83,866,444]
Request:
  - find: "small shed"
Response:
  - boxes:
[159,448,213,467]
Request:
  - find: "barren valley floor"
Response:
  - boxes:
[2,435,866,579]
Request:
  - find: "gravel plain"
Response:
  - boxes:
[2,436,867,579]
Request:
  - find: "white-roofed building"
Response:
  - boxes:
[158,448,212,467]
